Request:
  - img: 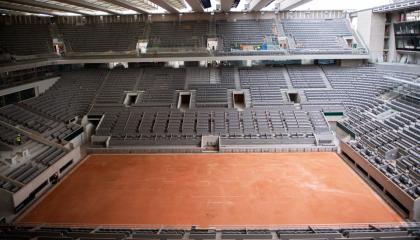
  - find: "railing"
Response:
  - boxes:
[13,221,420,230]
[144,47,209,54]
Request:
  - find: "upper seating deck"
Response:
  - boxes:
[216,19,278,52]
[0,123,67,193]
[24,69,107,122]
[58,23,145,53]
[0,17,368,61]
[148,21,209,49]
[0,64,418,217]
[282,18,355,53]
[0,24,53,56]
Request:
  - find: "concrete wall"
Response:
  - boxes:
[356,10,386,63]
[388,12,400,63]
[64,127,85,149]
[375,62,420,74]
[413,198,420,222]
[0,77,59,98]
[340,59,365,66]
[12,146,82,210]
[370,13,386,62]
[340,141,415,220]
[356,11,373,47]
[0,189,14,219]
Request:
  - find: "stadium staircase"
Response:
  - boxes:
[319,67,333,89]
[144,22,152,43]
[88,70,112,113]
[281,67,293,89]
[133,68,145,90]
[208,20,217,37]
[275,16,286,36]
[233,67,240,89]
[209,68,220,84]
[48,24,60,45]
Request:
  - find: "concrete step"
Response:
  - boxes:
[282,67,293,89]
[233,66,240,90]
[318,67,333,89]
[209,68,220,84]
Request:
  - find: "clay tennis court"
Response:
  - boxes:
[19,152,402,227]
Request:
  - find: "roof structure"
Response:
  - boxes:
[0,0,311,15]
[372,0,420,13]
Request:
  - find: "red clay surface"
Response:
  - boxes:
[19,153,402,227]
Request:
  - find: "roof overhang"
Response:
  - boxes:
[372,0,420,13]
[184,0,204,12]
[53,0,119,14]
[101,0,147,14]
[148,0,179,13]
[249,0,312,12]
[0,0,317,14]
[221,0,234,12]
[0,1,62,15]
[7,0,86,15]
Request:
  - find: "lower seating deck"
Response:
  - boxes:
[1,223,419,240]
[0,64,418,220]
[0,122,69,192]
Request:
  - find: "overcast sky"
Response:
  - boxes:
[294,0,393,10]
